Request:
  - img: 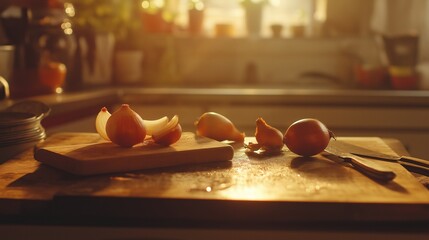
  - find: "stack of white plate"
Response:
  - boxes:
[0,101,50,161]
[0,112,46,146]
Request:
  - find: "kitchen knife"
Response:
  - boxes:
[324,143,396,181]
[330,140,429,176]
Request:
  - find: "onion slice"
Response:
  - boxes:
[152,115,182,146]
[95,107,111,141]
[152,115,179,137]
[143,116,169,135]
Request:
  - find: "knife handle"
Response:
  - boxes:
[399,156,429,169]
[347,155,396,181]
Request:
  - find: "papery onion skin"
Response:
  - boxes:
[153,123,182,146]
[106,104,146,147]
[95,107,111,141]
[255,117,283,151]
[195,112,245,142]
[283,118,333,157]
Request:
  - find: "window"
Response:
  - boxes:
[173,0,318,38]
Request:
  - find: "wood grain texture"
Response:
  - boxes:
[34,132,234,175]
[0,135,428,223]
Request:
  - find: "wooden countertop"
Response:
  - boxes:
[0,135,428,230]
[2,87,429,110]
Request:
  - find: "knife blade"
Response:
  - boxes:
[324,143,396,181]
[330,140,429,176]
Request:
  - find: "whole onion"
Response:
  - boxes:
[283,118,334,157]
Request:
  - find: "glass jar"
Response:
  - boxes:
[26,3,76,93]
[0,2,76,96]
[188,0,204,35]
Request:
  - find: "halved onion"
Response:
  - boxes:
[106,104,147,147]
[95,105,179,146]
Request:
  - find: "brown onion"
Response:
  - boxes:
[283,118,334,157]
[254,117,283,151]
[106,104,146,147]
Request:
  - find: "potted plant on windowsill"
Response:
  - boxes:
[69,0,127,87]
[240,0,268,38]
[114,26,143,85]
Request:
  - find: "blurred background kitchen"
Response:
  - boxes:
[1,0,429,95]
[0,0,428,158]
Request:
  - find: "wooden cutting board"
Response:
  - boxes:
[34,132,234,175]
[0,135,428,223]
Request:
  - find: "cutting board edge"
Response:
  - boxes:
[35,148,83,175]
[35,143,235,176]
